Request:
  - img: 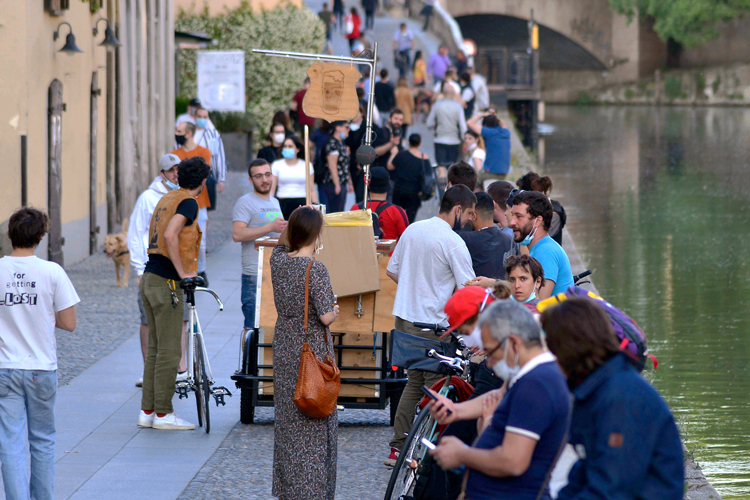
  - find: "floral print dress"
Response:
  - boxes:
[270,245,337,500]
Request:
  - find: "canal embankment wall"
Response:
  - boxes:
[546,63,750,107]
[504,115,723,500]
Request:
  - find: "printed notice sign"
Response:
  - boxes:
[197,51,246,112]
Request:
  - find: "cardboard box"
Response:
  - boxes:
[314,216,380,298]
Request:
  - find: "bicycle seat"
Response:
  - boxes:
[180,276,205,289]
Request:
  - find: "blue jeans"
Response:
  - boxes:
[0,369,57,500]
[241,274,258,330]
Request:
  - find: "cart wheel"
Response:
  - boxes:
[240,385,255,424]
[389,388,403,427]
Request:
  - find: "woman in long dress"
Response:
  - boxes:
[270,206,339,500]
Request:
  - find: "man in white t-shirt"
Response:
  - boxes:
[0,207,80,500]
[232,159,287,330]
[384,185,476,465]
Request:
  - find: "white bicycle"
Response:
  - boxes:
[175,276,232,434]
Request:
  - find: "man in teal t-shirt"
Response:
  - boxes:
[509,191,574,299]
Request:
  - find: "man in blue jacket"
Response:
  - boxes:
[540,298,685,500]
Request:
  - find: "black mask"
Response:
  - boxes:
[453,212,462,231]
[175,134,187,146]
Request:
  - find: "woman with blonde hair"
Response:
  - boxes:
[395,76,415,139]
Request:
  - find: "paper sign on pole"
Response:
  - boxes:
[197,51,246,112]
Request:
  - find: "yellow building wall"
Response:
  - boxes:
[0,0,108,258]
[175,0,303,16]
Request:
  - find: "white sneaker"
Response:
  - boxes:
[176,371,188,382]
[135,377,143,387]
[137,410,155,428]
[153,413,196,430]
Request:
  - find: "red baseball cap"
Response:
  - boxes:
[444,287,495,335]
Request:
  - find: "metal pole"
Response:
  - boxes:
[304,125,311,205]
[362,42,378,207]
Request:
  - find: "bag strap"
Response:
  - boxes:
[373,201,392,217]
[532,402,573,500]
[303,260,313,332]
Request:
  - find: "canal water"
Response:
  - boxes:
[543,105,750,499]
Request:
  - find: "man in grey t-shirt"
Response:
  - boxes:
[232,160,286,330]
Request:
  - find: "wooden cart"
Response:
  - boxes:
[230,237,407,424]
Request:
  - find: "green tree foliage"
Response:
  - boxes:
[176,1,325,135]
[609,0,750,48]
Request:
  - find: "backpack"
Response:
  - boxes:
[356,201,407,238]
[550,199,567,245]
[537,286,657,371]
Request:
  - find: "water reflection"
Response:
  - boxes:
[544,106,750,499]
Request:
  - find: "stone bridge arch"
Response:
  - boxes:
[446,0,615,70]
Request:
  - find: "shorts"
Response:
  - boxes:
[138,285,188,325]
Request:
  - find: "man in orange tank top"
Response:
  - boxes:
[137,157,209,431]
[172,122,212,284]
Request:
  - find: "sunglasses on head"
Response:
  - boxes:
[506,188,524,207]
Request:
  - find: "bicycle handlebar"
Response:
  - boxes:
[195,287,224,311]
[573,270,592,284]
[413,322,448,333]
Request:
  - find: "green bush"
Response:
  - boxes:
[176,1,326,138]
[210,112,254,133]
[574,91,596,106]
[712,75,721,94]
[664,75,682,101]
[624,88,635,99]
[175,97,190,118]
[695,72,706,93]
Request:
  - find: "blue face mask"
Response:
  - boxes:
[196,118,208,129]
[340,132,347,140]
[519,222,538,246]
[511,291,537,304]
[281,148,296,159]
[164,179,179,190]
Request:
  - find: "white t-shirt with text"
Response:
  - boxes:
[0,256,80,370]
[387,217,475,325]
[271,159,314,199]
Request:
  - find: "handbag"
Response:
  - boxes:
[293,261,341,419]
[420,157,436,201]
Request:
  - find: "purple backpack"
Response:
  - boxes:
[538,286,657,371]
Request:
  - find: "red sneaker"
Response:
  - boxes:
[384,447,400,467]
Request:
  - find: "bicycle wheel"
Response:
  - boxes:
[384,408,435,500]
[194,335,211,433]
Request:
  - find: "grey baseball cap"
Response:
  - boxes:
[159,153,181,171]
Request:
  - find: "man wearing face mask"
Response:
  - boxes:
[172,122,212,285]
[384,185,476,466]
[509,191,573,299]
[175,97,201,127]
[428,301,571,500]
[128,154,190,387]
[193,108,227,210]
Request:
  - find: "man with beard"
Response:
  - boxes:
[466,191,572,299]
[509,191,572,299]
[232,160,287,331]
[384,185,476,466]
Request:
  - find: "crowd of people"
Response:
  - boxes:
[0,12,684,500]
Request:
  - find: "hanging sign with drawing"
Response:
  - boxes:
[302,62,361,122]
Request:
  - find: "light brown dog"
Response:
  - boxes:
[103,218,130,287]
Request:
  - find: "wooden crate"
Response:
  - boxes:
[254,239,396,399]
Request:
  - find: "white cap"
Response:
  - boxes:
[159,153,181,171]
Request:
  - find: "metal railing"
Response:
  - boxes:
[476,47,534,88]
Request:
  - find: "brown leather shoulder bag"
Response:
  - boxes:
[293,261,341,419]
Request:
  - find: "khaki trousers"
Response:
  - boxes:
[389,317,444,450]
[140,272,185,414]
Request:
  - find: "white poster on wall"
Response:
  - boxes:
[197,51,246,112]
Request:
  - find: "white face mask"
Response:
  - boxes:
[273,133,285,144]
[462,325,484,350]
[491,340,521,381]
[467,142,477,151]
[350,122,361,132]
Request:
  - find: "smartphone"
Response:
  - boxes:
[421,438,436,450]
[421,385,439,401]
